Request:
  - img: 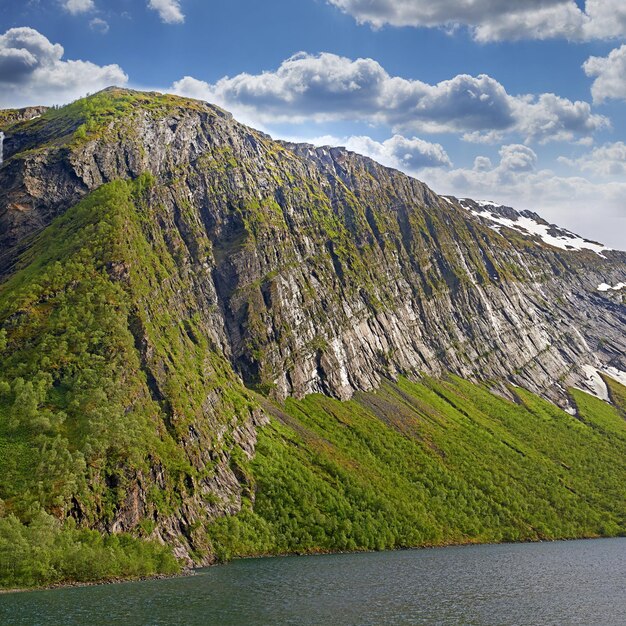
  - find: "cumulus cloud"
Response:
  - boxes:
[0,28,62,84]
[559,142,626,178]
[421,144,626,249]
[511,93,608,144]
[89,18,109,34]
[348,134,452,170]
[583,45,626,103]
[473,156,492,171]
[148,0,185,24]
[498,144,537,172]
[62,0,95,15]
[301,134,452,171]
[328,0,566,30]
[0,27,128,108]
[172,52,607,144]
[579,0,626,40]
[327,0,626,42]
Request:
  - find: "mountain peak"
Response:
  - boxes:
[1,89,624,404]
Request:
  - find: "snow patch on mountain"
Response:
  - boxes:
[598,282,625,292]
[577,365,610,402]
[447,197,611,257]
[604,367,626,388]
[573,365,626,403]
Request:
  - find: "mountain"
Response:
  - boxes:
[0,88,625,588]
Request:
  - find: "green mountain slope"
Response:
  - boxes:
[0,180,624,586]
[0,178,260,587]
[0,90,625,589]
[208,377,626,560]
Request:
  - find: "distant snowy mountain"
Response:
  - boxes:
[445,196,610,257]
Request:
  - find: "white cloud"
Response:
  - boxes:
[498,144,537,172]
[0,27,128,107]
[172,52,607,144]
[511,93,608,144]
[583,45,626,103]
[62,0,95,14]
[580,0,626,40]
[328,0,566,30]
[470,2,586,42]
[327,0,626,42]
[148,0,185,24]
[421,144,626,249]
[300,133,452,171]
[347,134,452,170]
[89,18,109,34]
[559,142,626,177]
[473,156,492,171]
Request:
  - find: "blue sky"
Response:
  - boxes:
[1,0,626,247]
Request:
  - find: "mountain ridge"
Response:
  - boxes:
[1,88,625,406]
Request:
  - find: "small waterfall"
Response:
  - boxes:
[0,131,4,165]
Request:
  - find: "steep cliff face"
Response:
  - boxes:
[0,88,625,566]
[2,89,624,405]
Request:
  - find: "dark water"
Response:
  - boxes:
[2,538,625,625]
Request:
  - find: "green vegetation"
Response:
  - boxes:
[0,176,257,588]
[0,109,22,130]
[0,178,184,587]
[0,510,178,589]
[3,88,219,163]
[207,376,626,559]
[62,88,211,145]
[0,171,624,587]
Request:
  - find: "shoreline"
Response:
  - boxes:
[229,532,615,563]
[0,569,196,595]
[3,532,620,595]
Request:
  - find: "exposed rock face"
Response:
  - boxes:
[1,89,624,413]
[0,106,48,128]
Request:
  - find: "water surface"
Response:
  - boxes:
[2,538,625,625]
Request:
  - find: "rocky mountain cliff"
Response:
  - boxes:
[0,88,625,569]
[2,88,624,405]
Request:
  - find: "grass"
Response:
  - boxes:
[206,376,626,559]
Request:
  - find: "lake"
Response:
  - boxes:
[2,538,625,625]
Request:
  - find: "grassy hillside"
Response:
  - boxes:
[207,376,626,559]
